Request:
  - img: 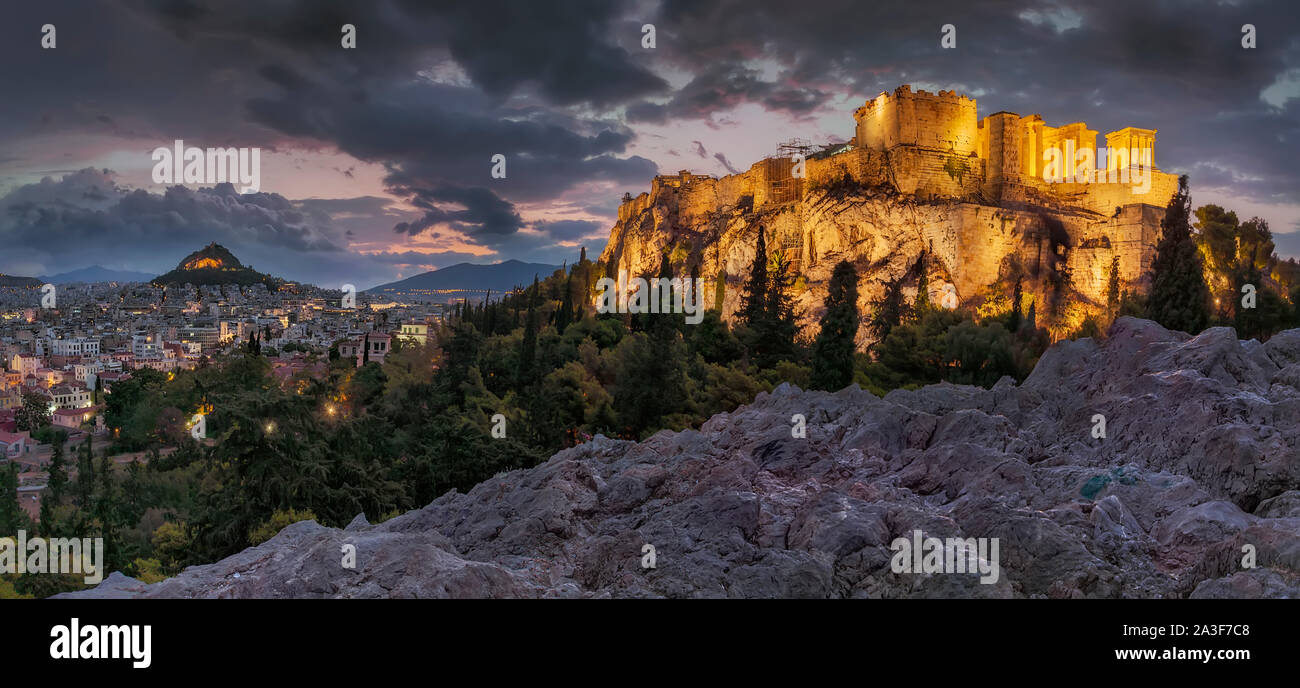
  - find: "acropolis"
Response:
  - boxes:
[602,85,1181,342]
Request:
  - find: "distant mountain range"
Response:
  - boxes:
[7,252,561,293]
[42,265,156,284]
[152,243,281,288]
[365,260,562,296]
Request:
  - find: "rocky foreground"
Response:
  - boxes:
[67,318,1300,598]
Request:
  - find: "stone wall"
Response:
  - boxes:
[854,85,978,155]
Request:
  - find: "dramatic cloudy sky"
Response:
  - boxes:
[1,0,1297,288]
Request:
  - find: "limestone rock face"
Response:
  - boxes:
[601,181,1163,346]
[63,319,1300,599]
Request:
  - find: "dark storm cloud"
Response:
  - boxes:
[533,219,604,242]
[626,62,829,123]
[243,75,656,242]
[119,0,667,107]
[0,170,418,286]
[1,0,1297,278]
[392,185,524,238]
[0,0,665,270]
[645,0,1300,205]
[436,0,669,106]
[0,171,342,254]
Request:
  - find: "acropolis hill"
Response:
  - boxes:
[599,84,1181,344]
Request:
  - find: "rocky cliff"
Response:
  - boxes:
[601,177,1168,347]
[65,318,1300,599]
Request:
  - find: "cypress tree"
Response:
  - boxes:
[556,276,574,333]
[76,439,95,506]
[1010,276,1024,331]
[484,291,498,336]
[740,225,770,327]
[1147,176,1211,334]
[518,296,538,385]
[0,465,21,535]
[914,252,932,316]
[1106,256,1121,316]
[48,434,68,499]
[38,489,57,537]
[649,253,679,341]
[811,260,861,391]
[765,252,798,366]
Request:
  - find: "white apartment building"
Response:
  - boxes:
[9,354,40,375]
[396,323,429,346]
[51,385,92,409]
[73,360,105,382]
[50,337,101,357]
[132,334,161,358]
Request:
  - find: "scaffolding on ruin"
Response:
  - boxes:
[764,157,802,205]
[777,138,815,159]
[755,139,813,275]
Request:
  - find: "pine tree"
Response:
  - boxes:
[1233,265,1292,340]
[1148,176,1211,334]
[811,261,860,391]
[868,277,907,342]
[16,389,51,432]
